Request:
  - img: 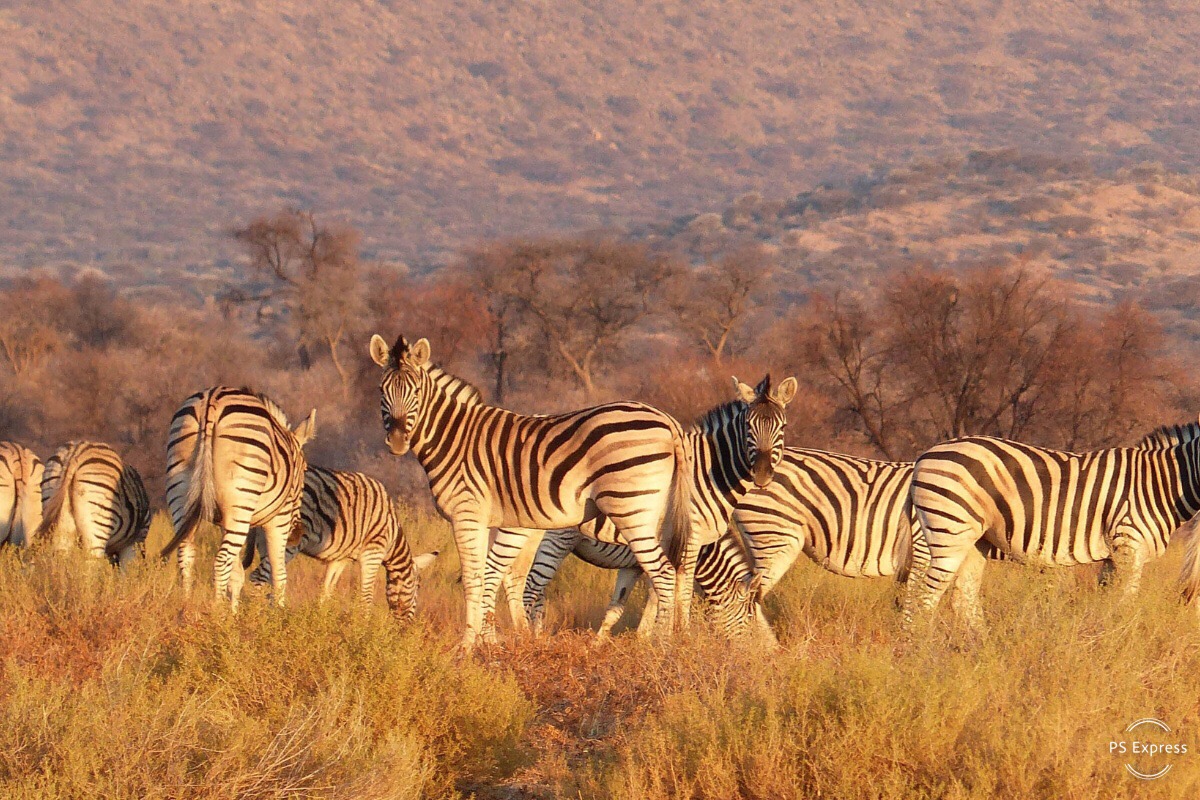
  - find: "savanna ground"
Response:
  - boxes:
[3,511,1200,799]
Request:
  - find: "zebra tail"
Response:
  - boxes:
[1179,520,1200,605]
[33,458,76,546]
[663,432,693,569]
[241,529,261,570]
[159,423,217,558]
[893,508,916,584]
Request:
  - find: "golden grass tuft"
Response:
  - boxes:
[4,511,1200,798]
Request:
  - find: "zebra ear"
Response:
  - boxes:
[292,409,317,446]
[369,334,391,368]
[413,551,439,572]
[408,337,432,368]
[754,374,772,399]
[772,377,798,407]
[733,377,757,404]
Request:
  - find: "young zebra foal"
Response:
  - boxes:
[162,387,315,610]
[0,442,43,548]
[246,465,439,621]
[36,441,151,566]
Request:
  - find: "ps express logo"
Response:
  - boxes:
[1110,718,1189,780]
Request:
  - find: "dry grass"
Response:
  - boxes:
[4,511,1200,798]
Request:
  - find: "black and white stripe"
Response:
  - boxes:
[370,333,694,649]
[912,425,1200,632]
[498,375,797,638]
[35,441,150,566]
[515,528,772,641]
[246,465,438,621]
[161,387,315,609]
[0,442,43,548]
[732,448,919,595]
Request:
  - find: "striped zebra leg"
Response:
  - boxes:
[178,540,197,597]
[213,524,252,610]
[261,514,293,608]
[520,530,580,635]
[598,568,642,640]
[453,517,490,651]
[357,549,386,605]
[636,585,659,637]
[502,531,543,634]
[947,546,987,639]
[481,527,538,643]
[321,560,350,601]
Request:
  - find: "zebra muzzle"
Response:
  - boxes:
[386,428,411,456]
[752,454,775,488]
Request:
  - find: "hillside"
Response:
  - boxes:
[641,153,1200,339]
[5,1,1200,287]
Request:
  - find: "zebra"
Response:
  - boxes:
[0,442,43,548]
[35,441,151,566]
[521,447,1008,639]
[244,465,439,621]
[490,374,797,640]
[911,423,1200,634]
[512,527,773,642]
[161,387,315,610]
[370,333,694,650]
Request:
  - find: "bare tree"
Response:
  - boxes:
[804,264,1171,459]
[500,237,680,399]
[231,208,365,393]
[460,243,535,404]
[668,244,773,364]
[807,293,905,458]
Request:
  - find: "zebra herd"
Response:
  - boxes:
[5,330,1200,653]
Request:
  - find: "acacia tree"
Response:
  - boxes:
[230,208,365,393]
[459,242,538,404]
[668,244,773,364]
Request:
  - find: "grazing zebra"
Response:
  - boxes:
[514,528,772,641]
[911,424,1200,633]
[370,333,693,650]
[0,442,43,548]
[35,441,151,566]
[161,387,315,610]
[245,465,439,621]
[491,374,797,640]
[522,446,1011,638]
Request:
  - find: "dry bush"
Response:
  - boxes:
[796,264,1180,459]
[6,511,1200,798]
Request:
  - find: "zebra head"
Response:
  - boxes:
[370,333,433,456]
[733,374,798,488]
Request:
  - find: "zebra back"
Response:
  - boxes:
[733,447,917,582]
[913,429,1200,568]
[37,441,150,561]
[0,442,43,547]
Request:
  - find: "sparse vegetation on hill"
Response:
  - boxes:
[7,2,1200,284]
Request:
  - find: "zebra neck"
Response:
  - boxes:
[407,366,486,470]
[1152,440,1200,525]
[689,403,754,505]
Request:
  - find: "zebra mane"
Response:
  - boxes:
[692,399,745,434]
[1137,422,1200,450]
[254,392,291,429]
[426,365,484,407]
